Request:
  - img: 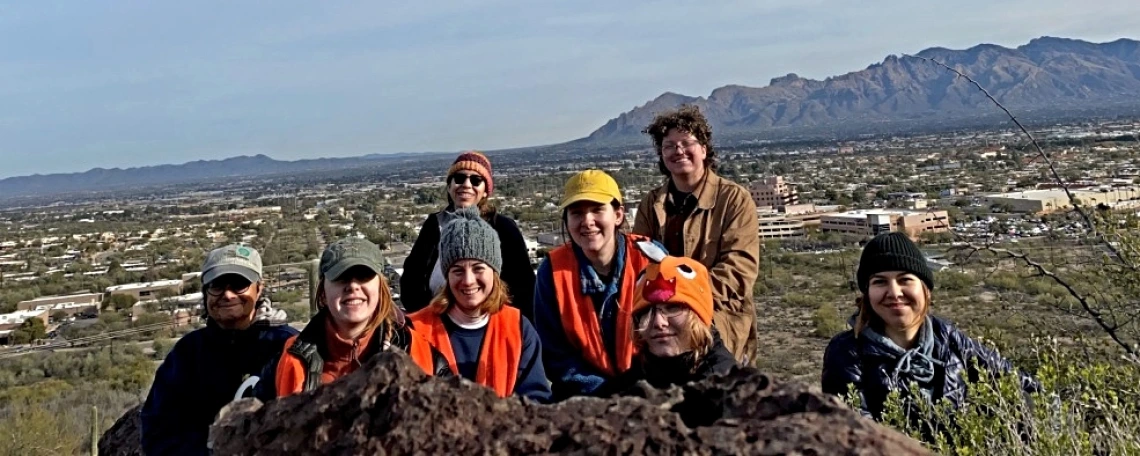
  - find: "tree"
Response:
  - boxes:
[50,310,69,323]
[103,294,138,311]
[10,317,47,344]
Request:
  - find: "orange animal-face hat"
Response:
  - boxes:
[632,242,714,326]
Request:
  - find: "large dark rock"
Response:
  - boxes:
[98,404,143,456]
[206,352,931,455]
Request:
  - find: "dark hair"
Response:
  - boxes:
[642,105,717,176]
[559,199,627,246]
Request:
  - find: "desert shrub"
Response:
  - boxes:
[812,302,847,338]
[781,292,816,308]
[152,338,173,360]
[937,270,975,292]
[846,339,1140,455]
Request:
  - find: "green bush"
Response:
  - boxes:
[812,303,847,338]
[846,339,1140,455]
[152,338,173,360]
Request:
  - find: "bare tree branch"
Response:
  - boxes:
[950,242,1136,357]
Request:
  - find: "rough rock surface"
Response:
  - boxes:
[201,352,931,455]
[98,404,143,456]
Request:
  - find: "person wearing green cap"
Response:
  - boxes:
[533,170,666,400]
[141,244,298,456]
[256,237,451,399]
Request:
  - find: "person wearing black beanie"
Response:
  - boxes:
[820,232,1039,439]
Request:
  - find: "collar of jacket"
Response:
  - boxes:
[652,171,722,215]
[570,233,627,296]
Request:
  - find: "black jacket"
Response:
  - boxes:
[400,210,536,320]
[821,315,1040,420]
[601,330,738,395]
[254,311,452,400]
[140,319,298,456]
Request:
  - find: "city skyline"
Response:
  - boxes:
[1,1,1138,178]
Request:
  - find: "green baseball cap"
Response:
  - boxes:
[202,244,262,285]
[320,238,385,281]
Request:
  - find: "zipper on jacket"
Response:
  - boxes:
[350,338,361,368]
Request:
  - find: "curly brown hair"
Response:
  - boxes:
[642,105,717,176]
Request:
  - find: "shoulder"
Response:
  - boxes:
[823,330,860,362]
[714,175,755,205]
[928,315,965,345]
[259,324,300,341]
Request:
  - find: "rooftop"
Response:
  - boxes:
[105,279,184,293]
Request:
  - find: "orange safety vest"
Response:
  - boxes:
[548,234,650,377]
[408,306,522,398]
[274,327,440,398]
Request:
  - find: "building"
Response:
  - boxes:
[757,217,806,239]
[0,309,49,331]
[749,176,799,209]
[821,209,951,240]
[983,187,1140,214]
[18,292,102,312]
[105,279,184,301]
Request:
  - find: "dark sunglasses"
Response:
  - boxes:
[206,277,253,296]
[448,173,485,187]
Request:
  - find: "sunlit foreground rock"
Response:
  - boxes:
[197,352,928,455]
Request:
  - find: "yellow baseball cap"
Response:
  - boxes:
[560,170,622,210]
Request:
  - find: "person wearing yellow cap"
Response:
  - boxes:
[532,170,666,400]
[401,151,536,322]
[633,106,760,364]
[600,242,737,395]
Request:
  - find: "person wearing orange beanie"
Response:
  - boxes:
[600,242,737,394]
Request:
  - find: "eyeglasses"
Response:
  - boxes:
[634,303,687,330]
[661,139,701,154]
[448,173,485,187]
[206,277,252,296]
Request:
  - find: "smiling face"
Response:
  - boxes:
[447,259,495,314]
[565,201,624,258]
[205,275,260,330]
[636,304,693,357]
[323,265,382,335]
[660,129,708,179]
[867,271,928,331]
[448,171,488,209]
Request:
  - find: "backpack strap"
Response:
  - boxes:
[288,340,324,393]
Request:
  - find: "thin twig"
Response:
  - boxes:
[950,242,1136,357]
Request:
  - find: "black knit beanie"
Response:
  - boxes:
[856,232,934,295]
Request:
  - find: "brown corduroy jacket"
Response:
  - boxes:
[633,171,760,363]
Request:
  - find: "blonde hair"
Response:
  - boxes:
[632,308,713,365]
[425,271,511,316]
[316,273,396,339]
[854,283,932,338]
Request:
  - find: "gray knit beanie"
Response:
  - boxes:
[439,206,502,273]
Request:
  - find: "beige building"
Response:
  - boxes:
[18,293,102,312]
[821,209,951,240]
[983,188,1140,214]
[750,176,799,209]
[106,279,184,301]
[757,217,806,239]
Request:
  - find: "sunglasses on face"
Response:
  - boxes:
[448,173,485,187]
[206,277,253,296]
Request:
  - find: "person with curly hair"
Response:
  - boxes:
[633,105,760,364]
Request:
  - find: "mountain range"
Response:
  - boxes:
[3,36,1139,199]
[586,36,1140,142]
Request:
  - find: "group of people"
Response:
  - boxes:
[138,106,1036,455]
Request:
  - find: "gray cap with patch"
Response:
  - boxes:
[201,244,263,285]
[320,237,385,281]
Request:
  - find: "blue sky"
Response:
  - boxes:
[1,1,1137,178]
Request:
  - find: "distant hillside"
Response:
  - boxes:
[586,36,1140,142]
[0,153,442,198]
